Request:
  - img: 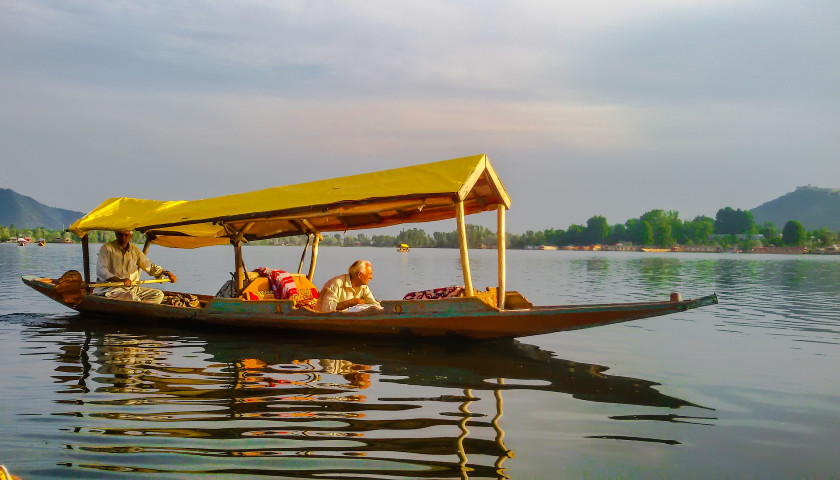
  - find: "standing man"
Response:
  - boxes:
[95,230,177,303]
[318,259,381,312]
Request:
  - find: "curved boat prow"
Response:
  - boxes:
[689,293,719,309]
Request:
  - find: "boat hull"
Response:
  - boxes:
[22,275,718,340]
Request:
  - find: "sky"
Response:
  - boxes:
[1,0,838,234]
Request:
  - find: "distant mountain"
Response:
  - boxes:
[751,186,840,231]
[0,188,85,230]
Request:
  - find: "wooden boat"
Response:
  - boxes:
[397,243,410,252]
[22,154,717,340]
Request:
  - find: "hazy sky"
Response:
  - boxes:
[1,1,838,234]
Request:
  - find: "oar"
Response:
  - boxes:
[53,270,172,305]
[90,278,172,288]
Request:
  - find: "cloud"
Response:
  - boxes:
[567,1,840,103]
[1,0,838,231]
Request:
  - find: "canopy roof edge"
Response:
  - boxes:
[68,154,511,249]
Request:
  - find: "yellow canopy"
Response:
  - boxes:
[69,154,510,249]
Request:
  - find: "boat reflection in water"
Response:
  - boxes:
[47,315,711,478]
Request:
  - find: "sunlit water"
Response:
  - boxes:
[1,243,839,478]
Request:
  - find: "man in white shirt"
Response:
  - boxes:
[318,260,381,312]
[95,230,177,303]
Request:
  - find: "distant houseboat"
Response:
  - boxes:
[397,243,410,252]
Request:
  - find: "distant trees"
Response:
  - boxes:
[714,207,756,235]
[685,216,715,245]
[782,220,806,246]
[758,222,782,246]
[638,221,655,246]
[585,216,609,245]
[397,228,435,248]
[814,228,836,247]
[0,223,73,243]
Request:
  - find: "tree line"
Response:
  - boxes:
[499,208,835,250]
[3,207,837,249]
[0,224,125,244]
[256,208,836,250]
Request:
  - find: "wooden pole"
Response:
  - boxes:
[142,237,152,255]
[81,234,91,286]
[233,240,244,293]
[497,205,506,309]
[307,233,321,283]
[456,200,474,296]
[298,234,312,274]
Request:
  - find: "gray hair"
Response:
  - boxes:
[348,260,371,277]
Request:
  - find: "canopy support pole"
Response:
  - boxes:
[497,205,506,309]
[298,234,313,274]
[456,200,474,296]
[142,237,152,255]
[307,233,321,283]
[223,223,254,295]
[233,240,244,293]
[81,234,91,286]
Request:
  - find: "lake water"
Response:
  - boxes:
[1,243,839,478]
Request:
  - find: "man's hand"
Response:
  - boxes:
[123,278,132,287]
[337,298,364,311]
[164,271,177,283]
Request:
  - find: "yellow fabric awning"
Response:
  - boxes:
[68,154,510,249]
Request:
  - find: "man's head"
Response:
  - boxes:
[348,260,373,287]
[115,230,133,249]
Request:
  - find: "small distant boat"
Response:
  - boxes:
[641,248,672,253]
[17,237,26,246]
[37,238,46,247]
[397,243,410,252]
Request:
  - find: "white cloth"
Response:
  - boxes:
[344,304,377,313]
[94,240,167,303]
[318,274,381,312]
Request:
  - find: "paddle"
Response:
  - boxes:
[53,270,172,305]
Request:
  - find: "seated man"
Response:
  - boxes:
[318,260,381,312]
[94,229,177,303]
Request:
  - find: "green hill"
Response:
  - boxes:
[751,186,840,231]
[0,188,85,230]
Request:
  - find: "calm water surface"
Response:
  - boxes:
[1,243,839,478]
